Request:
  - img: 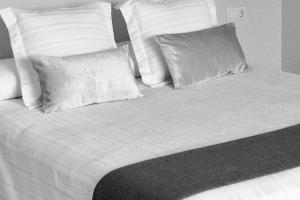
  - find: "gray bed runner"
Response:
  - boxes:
[93,124,300,200]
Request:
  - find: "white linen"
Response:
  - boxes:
[30,46,143,113]
[0,2,116,108]
[117,41,140,77]
[119,0,217,87]
[0,58,21,100]
[1,70,300,200]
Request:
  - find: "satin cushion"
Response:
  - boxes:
[0,2,116,108]
[30,46,143,113]
[156,23,248,89]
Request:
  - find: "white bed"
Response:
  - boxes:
[1,69,300,200]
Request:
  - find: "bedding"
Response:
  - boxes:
[0,58,20,100]
[117,41,140,77]
[95,124,300,200]
[156,23,248,88]
[31,46,142,113]
[1,70,300,200]
[0,2,116,108]
[119,0,217,87]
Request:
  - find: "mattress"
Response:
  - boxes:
[1,70,300,200]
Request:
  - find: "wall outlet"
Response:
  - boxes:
[227,7,246,23]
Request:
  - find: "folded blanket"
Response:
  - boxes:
[93,124,300,200]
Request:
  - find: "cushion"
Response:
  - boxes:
[156,23,248,89]
[117,41,140,77]
[118,0,217,87]
[0,58,21,100]
[0,2,116,108]
[30,46,143,113]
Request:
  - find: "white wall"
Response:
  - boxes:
[0,0,282,73]
[282,0,300,74]
[215,0,282,72]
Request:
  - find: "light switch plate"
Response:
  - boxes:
[227,7,246,23]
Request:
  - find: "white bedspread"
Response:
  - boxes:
[1,70,300,200]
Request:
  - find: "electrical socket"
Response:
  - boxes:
[227,7,246,23]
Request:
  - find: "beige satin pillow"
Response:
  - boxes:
[30,46,143,113]
[156,23,248,89]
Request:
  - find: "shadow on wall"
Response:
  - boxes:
[111,9,130,43]
[0,17,12,59]
[0,8,130,59]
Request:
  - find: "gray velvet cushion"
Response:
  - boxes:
[156,23,248,89]
[30,46,143,113]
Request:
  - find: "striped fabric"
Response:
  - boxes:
[0,2,116,108]
[1,71,300,200]
[119,0,218,87]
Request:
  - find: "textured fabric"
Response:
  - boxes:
[1,71,300,200]
[156,24,248,89]
[117,41,140,77]
[30,46,142,113]
[0,58,21,100]
[119,0,217,87]
[95,124,300,200]
[0,2,116,108]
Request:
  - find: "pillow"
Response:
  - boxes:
[0,58,21,100]
[156,23,248,89]
[117,41,140,77]
[30,46,143,113]
[0,2,116,108]
[118,0,217,87]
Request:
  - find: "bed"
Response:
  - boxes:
[1,69,300,200]
[1,0,300,199]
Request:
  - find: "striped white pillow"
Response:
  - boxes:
[0,2,116,108]
[119,0,217,87]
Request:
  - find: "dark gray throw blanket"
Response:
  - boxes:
[93,124,300,200]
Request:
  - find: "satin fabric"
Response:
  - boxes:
[156,23,248,89]
[30,46,143,113]
[119,0,217,87]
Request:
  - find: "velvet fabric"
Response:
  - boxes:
[94,124,300,200]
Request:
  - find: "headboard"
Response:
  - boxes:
[0,0,130,59]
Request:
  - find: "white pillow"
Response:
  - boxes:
[119,0,218,87]
[0,58,21,100]
[117,41,140,77]
[0,2,116,108]
[30,46,143,113]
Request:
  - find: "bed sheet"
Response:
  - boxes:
[1,70,300,200]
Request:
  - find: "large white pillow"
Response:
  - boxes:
[119,0,217,87]
[0,2,116,108]
[0,58,21,100]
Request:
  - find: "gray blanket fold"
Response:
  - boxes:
[93,124,300,200]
